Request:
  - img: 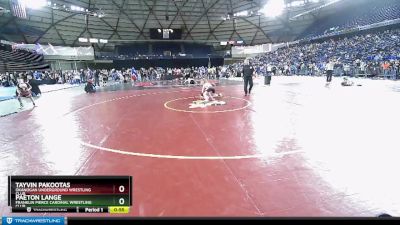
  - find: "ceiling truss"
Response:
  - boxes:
[0,0,334,51]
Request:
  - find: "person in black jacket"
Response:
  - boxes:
[27,75,41,97]
[94,70,100,86]
[242,59,254,96]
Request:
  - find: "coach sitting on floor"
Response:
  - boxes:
[84,80,96,93]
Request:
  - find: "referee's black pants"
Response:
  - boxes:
[326,70,333,82]
[244,76,253,95]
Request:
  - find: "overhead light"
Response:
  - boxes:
[79,38,88,43]
[89,38,98,43]
[24,1,100,18]
[259,0,285,18]
[22,0,47,9]
[289,0,306,7]
[220,41,227,46]
[234,10,248,17]
[99,39,108,44]
[290,0,343,20]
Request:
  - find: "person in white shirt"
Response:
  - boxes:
[265,64,273,85]
[325,59,335,83]
[343,64,350,76]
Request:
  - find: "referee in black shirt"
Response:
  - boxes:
[242,59,254,96]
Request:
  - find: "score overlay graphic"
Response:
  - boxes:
[8,176,132,213]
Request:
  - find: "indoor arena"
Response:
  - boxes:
[0,0,399,221]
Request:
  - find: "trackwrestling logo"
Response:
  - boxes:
[2,217,64,225]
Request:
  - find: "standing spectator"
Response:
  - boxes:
[343,63,351,76]
[94,70,100,87]
[80,69,85,82]
[382,61,390,77]
[326,59,335,84]
[265,64,272,86]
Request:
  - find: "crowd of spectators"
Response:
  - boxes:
[96,53,222,60]
[97,53,188,60]
[299,0,400,40]
[0,66,224,88]
[2,27,400,90]
[245,28,400,79]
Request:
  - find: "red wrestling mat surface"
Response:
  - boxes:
[1,78,400,217]
[135,82,155,87]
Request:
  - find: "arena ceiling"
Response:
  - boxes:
[0,0,348,51]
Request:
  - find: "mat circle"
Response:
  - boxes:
[164,96,251,113]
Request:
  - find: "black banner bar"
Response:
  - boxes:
[12,207,78,213]
[8,176,11,206]
[66,217,400,225]
[129,176,132,206]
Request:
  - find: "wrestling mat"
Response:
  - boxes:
[189,100,226,109]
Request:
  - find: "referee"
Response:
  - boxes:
[242,59,254,96]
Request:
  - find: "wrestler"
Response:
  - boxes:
[16,79,36,109]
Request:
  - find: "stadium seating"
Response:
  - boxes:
[299,0,400,39]
[116,44,149,57]
[153,43,181,56]
[184,43,212,57]
[96,43,214,60]
[254,28,400,77]
[0,47,49,72]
